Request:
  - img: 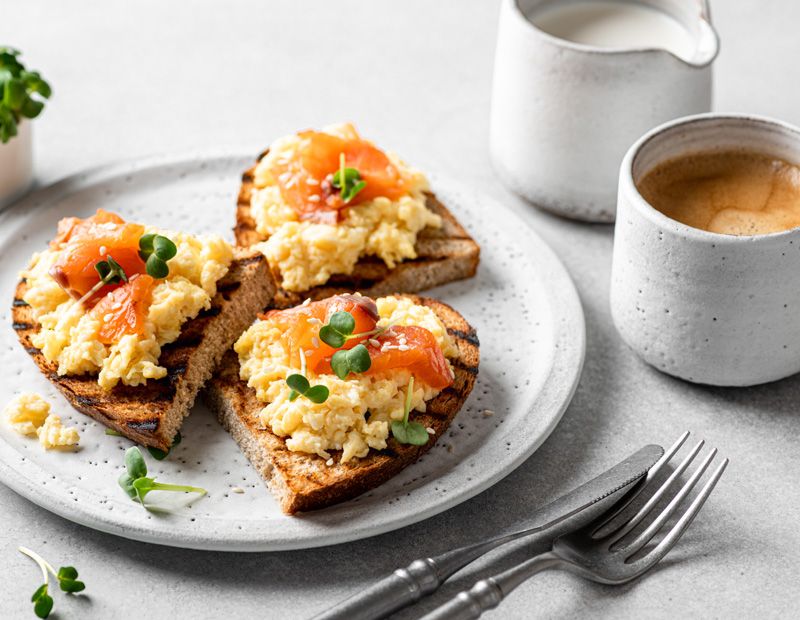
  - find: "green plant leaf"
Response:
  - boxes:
[153,235,177,260]
[330,344,371,379]
[124,446,147,479]
[390,420,429,446]
[4,78,25,108]
[145,254,168,279]
[329,310,355,335]
[33,592,53,619]
[304,385,330,404]
[390,420,410,444]
[330,349,351,380]
[318,324,345,348]
[286,373,310,394]
[118,472,136,498]
[57,566,78,581]
[31,584,47,603]
[19,96,43,119]
[138,232,156,256]
[59,579,85,593]
[148,431,181,460]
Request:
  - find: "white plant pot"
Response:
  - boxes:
[0,120,33,209]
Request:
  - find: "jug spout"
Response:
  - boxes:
[687,15,719,67]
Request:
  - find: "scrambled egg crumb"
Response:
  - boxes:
[4,393,51,436]
[22,227,233,390]
[4,393,80,449]
[37,414,80,449]
[235,296,456,463]
[250,124,441,291]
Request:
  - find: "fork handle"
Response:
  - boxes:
[419,552,563,620]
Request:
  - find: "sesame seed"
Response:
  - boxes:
[326,458,334,466]
[99,245,107,256]
[483,409,495,417]
[304,349,313,357]
[278,172,291,183]
[307,178,319,185]
[368,338,380,347]
[103,313,113,322]
[302,298,311,306]
[308,195,320,203]
[307,317,323,325]
[231,486,245,494]
[426,427,435,435]
[285,177,297,189]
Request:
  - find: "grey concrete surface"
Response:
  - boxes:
[1,1,798,618]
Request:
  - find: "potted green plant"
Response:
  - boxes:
[0,47,51,207]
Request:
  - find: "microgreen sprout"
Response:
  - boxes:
[19,546,85,619]
[331,152,366,203]
[70,254,128,310]
[104,428,123,436]
[286,373,330,403]
[138,233,177,279]
[330,343,372,380]
[318,310,391,348]
[285,343,330,403]
[118,446,206,508]
[390,376,429,446]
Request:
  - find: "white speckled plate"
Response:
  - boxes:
[0,151,585,551]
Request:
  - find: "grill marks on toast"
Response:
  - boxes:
[11,251,276,450]
[203,295,479,514]
[235,155,480,309]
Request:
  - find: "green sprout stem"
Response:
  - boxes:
[18,546,55,583]
[403,375,415,424]
[146,482,207,494]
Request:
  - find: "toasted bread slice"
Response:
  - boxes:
[203,295,479,514]
[235,155,480,308]
[12,251,276,451]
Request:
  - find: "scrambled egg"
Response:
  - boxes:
[235,296,458,463]
[4,393,51,435]
[250,124,442,291]
[4,393,80,449]
[37,414,80,449]
[22,228,233,390]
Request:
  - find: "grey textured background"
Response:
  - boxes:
[2,1,798,618]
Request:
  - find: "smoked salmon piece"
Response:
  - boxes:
[91,274,155,344]
[266,295,453,389]
[266,125,409,223]
[364,326,453,389]
[49,210,146,304]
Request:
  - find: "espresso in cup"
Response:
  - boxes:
[637,150,800,235]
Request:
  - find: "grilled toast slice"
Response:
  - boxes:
[235,155,481,309]
[12,251,276,451]
[203,295,479,514]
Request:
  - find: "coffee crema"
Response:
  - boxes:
[636,150,800,235]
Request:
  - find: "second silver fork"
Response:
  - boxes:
[421,432,728,620]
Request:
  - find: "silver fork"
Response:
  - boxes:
[421,432,728,620]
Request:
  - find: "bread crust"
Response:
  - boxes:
[203,295,479,514]
[235,156,481,309]
[11,250,276,451]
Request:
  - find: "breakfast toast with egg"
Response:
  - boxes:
[12,250,276,451]
[203,294,479,514]
[235,154,480,309]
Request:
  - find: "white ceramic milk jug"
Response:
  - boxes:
[489,0,719,222]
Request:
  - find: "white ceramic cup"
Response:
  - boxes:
[489,0,718,222]
[0,120,33,209]
[611,113,800,386]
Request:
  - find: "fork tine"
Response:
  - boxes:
[608,438,704,545]
[631,457,729,566]
[622,447,717,557]
[592,431,690,537]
